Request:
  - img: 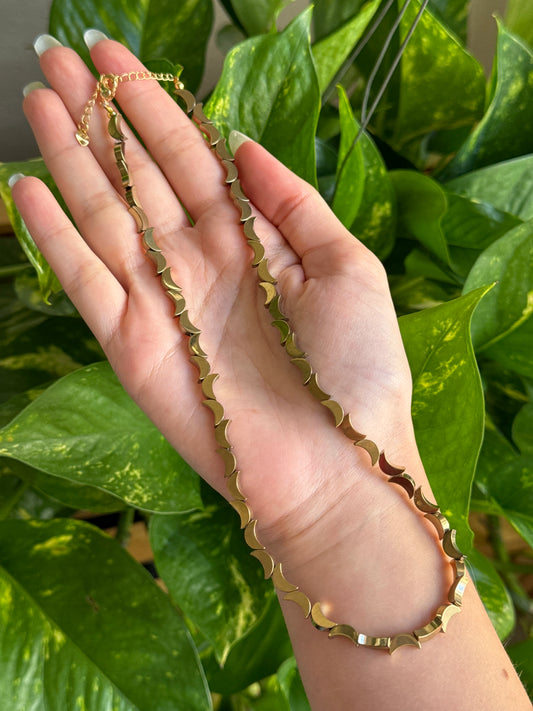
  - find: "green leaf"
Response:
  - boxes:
[404,249,458,285]
[0,474,71,521]
[0,362,202,513]
[143,58,185,98]
[512,401,533,454]
[243,676,290,711]
[313,0,368,40]
[150,489,273,665]
[0,239,28,281]
[442,193,522,251]
[0,159,63,303]
[333,88,365,227]
[463,220,533,350]
[392,0,485,150]
[49,0,213,92]
[14,270,77,317]
[505,0,533,51]
[1,457,127,514]
[0,518,211,710]
[446,155,533,222]
[203,594,293,695]
[390,171,450,264]
[428,0,471,43]
[218,0,245,33]
[348,141,396,259]
[442,192,522,278]
[507,639,533,698]
[441,21,533,180]
[312,0,381,94]
[481,360,529,441]
[0,294,103,405]
[33,473,125,513]
[230,0,292,36]
[0,302,86,410]
[0,474,29,519]
[389,274,456,315]
[476,421,533,550]
[315,136,338,203]
[466,548,515,640]
[483,317,533,380]
[206,8,320,186]
[335,87,396,258]
[277,657,311,711]
[399,287,491,551]
[348,0,401,138]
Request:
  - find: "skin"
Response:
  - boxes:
[12,39,531,710]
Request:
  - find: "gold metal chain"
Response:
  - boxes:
[75,71,183,146]
[77,73,468,654]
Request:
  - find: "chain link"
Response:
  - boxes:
[75,71,184,146]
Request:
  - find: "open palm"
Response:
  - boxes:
[14,39,416,551]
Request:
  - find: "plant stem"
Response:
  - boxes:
[115,507,135,547]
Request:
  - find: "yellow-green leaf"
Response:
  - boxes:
[399,287,491,550]
[0,362,202,513]
[312,0,381,94]
[441,21,533,179]
[392,0,485,149]
[0,518,211,710]
[150,489,273,665]
[49,0,213,92]
[206,8,320,186]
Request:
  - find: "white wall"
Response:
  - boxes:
[0,0,508,162]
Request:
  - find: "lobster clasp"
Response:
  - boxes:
[98,73,119,102]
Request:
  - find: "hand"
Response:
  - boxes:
[14,38,418,557]
[13,37,531,711]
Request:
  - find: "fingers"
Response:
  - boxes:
[37,44,190,235]
[232,137,379,281]
[22,84,161,291]
[27,45,196,293]
[86,39,231,223]
[11,176,125,350]
[30,39,245,298]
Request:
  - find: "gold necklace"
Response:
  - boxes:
[76,71,467,654]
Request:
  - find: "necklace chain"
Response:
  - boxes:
[76,71,184,146]
[76,72,468,654]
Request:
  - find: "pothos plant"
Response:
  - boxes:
[0,0,532,708]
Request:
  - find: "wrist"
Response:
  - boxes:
[254,439,453,637]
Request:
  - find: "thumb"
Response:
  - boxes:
[228,131,368,277]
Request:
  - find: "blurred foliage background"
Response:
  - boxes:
[0,1,532,708]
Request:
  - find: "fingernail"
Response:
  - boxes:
[229,130,253,155]
[23,81,46,97]
[33,34,63,57]
[84,29,108,49]
[8,173,26,189]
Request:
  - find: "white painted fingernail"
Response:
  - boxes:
[229,130,253,155]
[8,173,26,189]
[84,29,108,49]
[23,81,46,97]
[33,34,62,57]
